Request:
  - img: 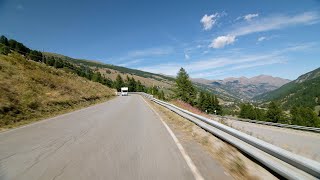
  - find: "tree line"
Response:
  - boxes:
[0,35,115,88]
[0,35,168,99]
[113,74,166,100]
[173,68,222,115]
[239,102,320,127]
[254,70,320,111]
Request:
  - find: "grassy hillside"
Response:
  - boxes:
[44,52,175,94]
[254,67,320,110]
[194,82,240,102]
[44,52,175,82]
[0,53,115,129]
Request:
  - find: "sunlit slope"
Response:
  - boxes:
[44,52,175,89]
[0,53,115,128]
[254,67,320,110]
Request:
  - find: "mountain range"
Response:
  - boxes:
[60,55,292,101]
[192,75,291,101]
[254,67,320,110]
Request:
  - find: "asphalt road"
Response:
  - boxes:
[0,95,196,180]
[217,117,320,162]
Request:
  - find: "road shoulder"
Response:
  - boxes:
[145,98,277,180]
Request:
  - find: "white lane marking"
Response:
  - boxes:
[141,97,204,180]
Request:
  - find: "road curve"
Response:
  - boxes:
[0,95,195,180]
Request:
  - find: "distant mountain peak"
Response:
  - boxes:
[254,67,320,110]
[192,75,291,100]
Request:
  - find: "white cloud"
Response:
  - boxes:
[138,63,180,76]
[138,53,283,77]
[228,58,286,71]
[110,46,174,64]
[235,13,259,21]
[136,43,313,78]
[200,13,219,30]
[244,13,259,21]
[184,53,190,60]
[191,59,286,78]
[232,11,319,37]
[258,36,266,42]
[212,11,320,48]
[209,35,236,48]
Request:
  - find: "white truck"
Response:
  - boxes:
[121,87,128,96]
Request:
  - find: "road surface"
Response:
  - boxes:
[214,116,320,162]
[0,95,198,180]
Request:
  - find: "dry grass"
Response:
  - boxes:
[148,100,276,180]
[0,53,115,130]
[171,100,212,118]
[98,67,174,88]
[171,100,233,126]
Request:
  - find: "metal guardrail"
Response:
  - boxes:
[134,92,320,179]
[129,92,154,99]
[213,115,320,133]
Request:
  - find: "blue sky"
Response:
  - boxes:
[1,0,320,80]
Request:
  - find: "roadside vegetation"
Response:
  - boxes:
[113,74,166,100]
[148,99,275,180]
[0,35,170,128]
[238,101,320,127]
[58,54,175,82]
[254,67,320,110]
[166,66,320,128]
[171,67,222,115]
[0,53,114,129]
[0,35,168,100]
[248,67,320,127]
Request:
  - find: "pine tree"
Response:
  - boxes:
[239,103,257,120]
[197,91,206,110]
[255,108,265,121]
[0,35,9,46]
[150,86,159,96]
[158,90,165,100]
[114,74,124,91]
[125,75,130,86]
[291,106,320,127]
[128,77,137,92]
[0,44,10,55]
[290,106,303,125]
[302,107,320,127]
[8,39,17,50]
[92,72,102,83]
[213,95,222,115]
[174,68,196,104]
[136,80,143,92]
[208,94,216,113]
[266,101,283,123]
[28,50,43,62]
